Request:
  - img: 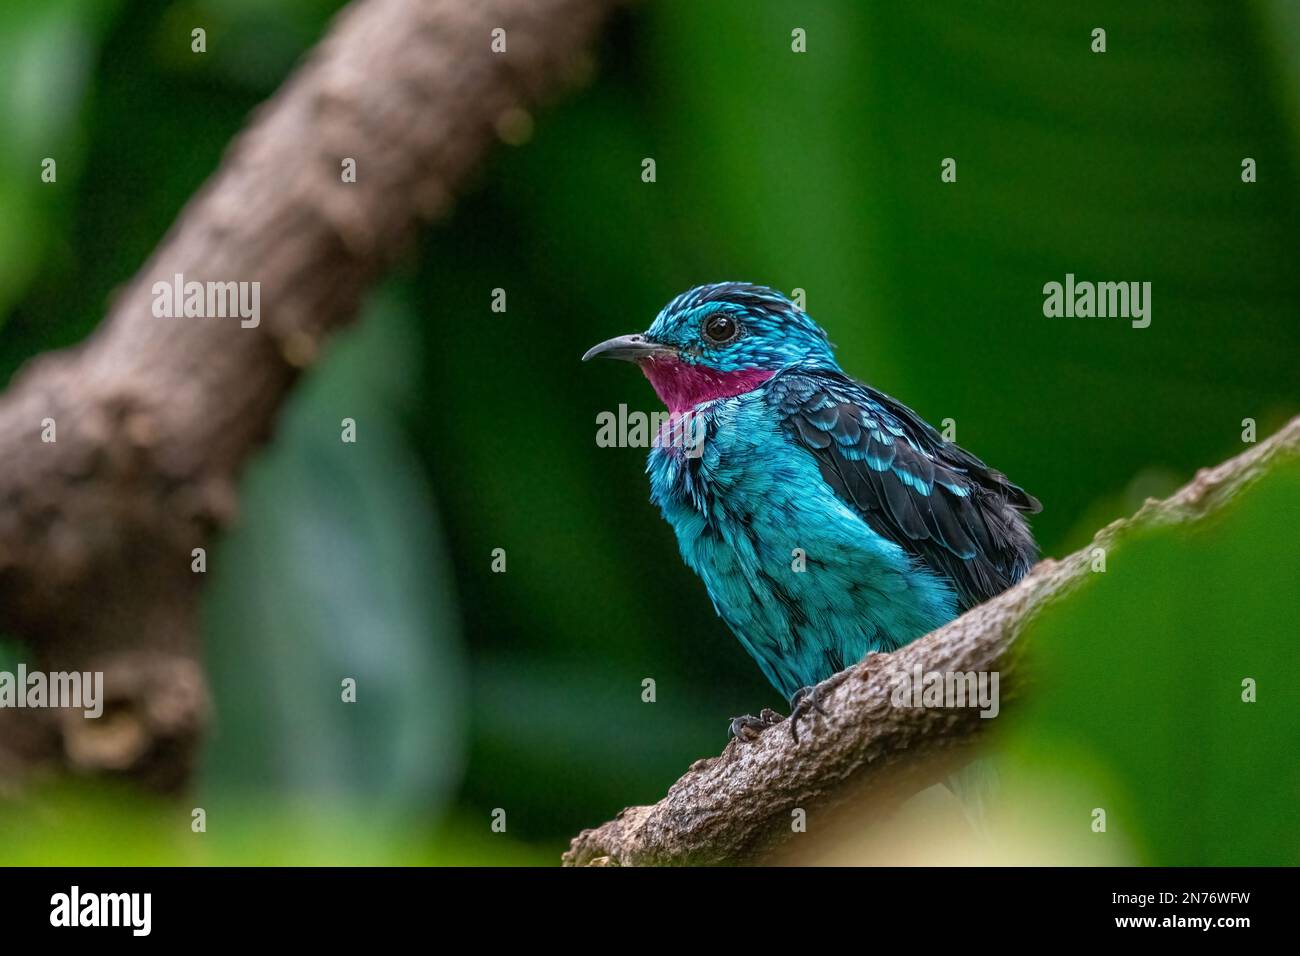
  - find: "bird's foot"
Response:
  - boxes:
[788,679,835,743]
[728,708,784,742]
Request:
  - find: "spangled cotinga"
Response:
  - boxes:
[584,282,1039,739]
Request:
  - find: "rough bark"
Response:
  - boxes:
[563,415,1300,866]
[0,0,618,791]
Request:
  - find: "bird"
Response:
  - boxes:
[584,282,1040,741]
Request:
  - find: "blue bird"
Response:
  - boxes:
[584,282,1039,740]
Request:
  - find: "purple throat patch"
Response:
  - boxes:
[639,355,776,413]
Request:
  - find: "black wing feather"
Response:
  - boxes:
[768,364,1040,611]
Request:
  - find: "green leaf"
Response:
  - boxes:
[199,290,468,817]
[0,0,113,325]
[998,452,1300,864]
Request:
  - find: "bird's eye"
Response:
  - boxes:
[703,313,740,344]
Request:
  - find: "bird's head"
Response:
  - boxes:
[583,282,836,412]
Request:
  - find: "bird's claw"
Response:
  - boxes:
[729,679,838,744]
[787,682,830,743]
[728,708,784,742]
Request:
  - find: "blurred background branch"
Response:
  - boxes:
[0,0,617,791]
[564,415,1300,866]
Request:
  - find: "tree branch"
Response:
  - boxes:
[0,0,618,791]
[563,415,1300,866]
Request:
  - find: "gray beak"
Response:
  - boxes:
[582,333,671,363]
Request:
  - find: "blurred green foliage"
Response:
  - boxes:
[0,785,552,865]
[199,288,468,816]
[0,0,113,321]
[998,456,1300,865]
[0,0,1296,864]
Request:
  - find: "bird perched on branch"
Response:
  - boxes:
[584,282,1039,740]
